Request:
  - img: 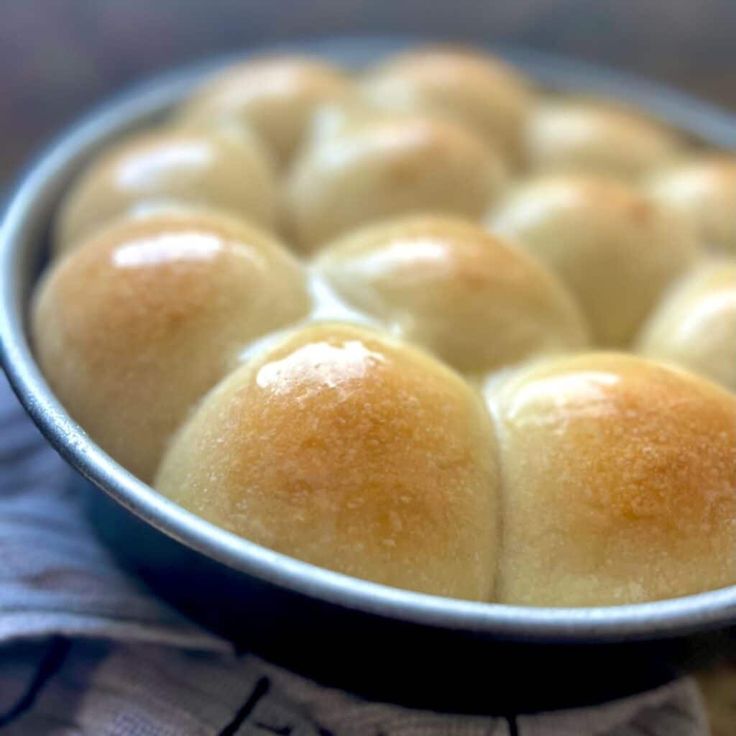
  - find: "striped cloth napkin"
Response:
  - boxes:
[0,372,709,735]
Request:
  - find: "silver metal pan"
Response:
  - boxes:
[3,36,736,714]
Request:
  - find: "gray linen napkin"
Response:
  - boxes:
[0,372,709,735]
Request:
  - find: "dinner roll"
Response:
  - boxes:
[360,46,531,164]
[637,260,736,392]
[56,126,276,255]
[646,156,736,255]
[178,56,351,167]
[488,175,699,345]
[156,323,500,600]
[33,210,309,481]
[315,216,589,373]
[486,352,736,606]
[526,98,682,179]
[285,115,506,252]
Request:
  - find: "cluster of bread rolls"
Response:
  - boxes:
[33,45,736,607]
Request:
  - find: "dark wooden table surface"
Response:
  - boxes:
[1,0,735,188]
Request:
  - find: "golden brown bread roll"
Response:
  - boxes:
[359,46,531,164]
[646,156,736,255]
[33,210,309,481]
[285,115,507,252]
[178,56,351,167]
[156,323,500,600]
[486,352,736,606]
[636,260,736,392]
[526,98,682,179]
[487,175,699,345]
[56,126,277,255]
[315,215,589,373]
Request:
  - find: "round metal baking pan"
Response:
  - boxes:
[2,36,736,713]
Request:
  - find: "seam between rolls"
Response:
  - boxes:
[485,389,509,605]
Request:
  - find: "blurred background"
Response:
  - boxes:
[1,0,735,188]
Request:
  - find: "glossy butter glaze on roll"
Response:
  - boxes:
[488,174,699,345]
[178,56,351,168]
[646,156,736,255]
[486,352,736,606]
[637,260,736,392]
[56,126,277,255]
[315,215,589,373]
[285,115,507,252]
[33,210,310,481]
[156,323,500,600]
[525,98,682,180]
[357,46,532,164]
